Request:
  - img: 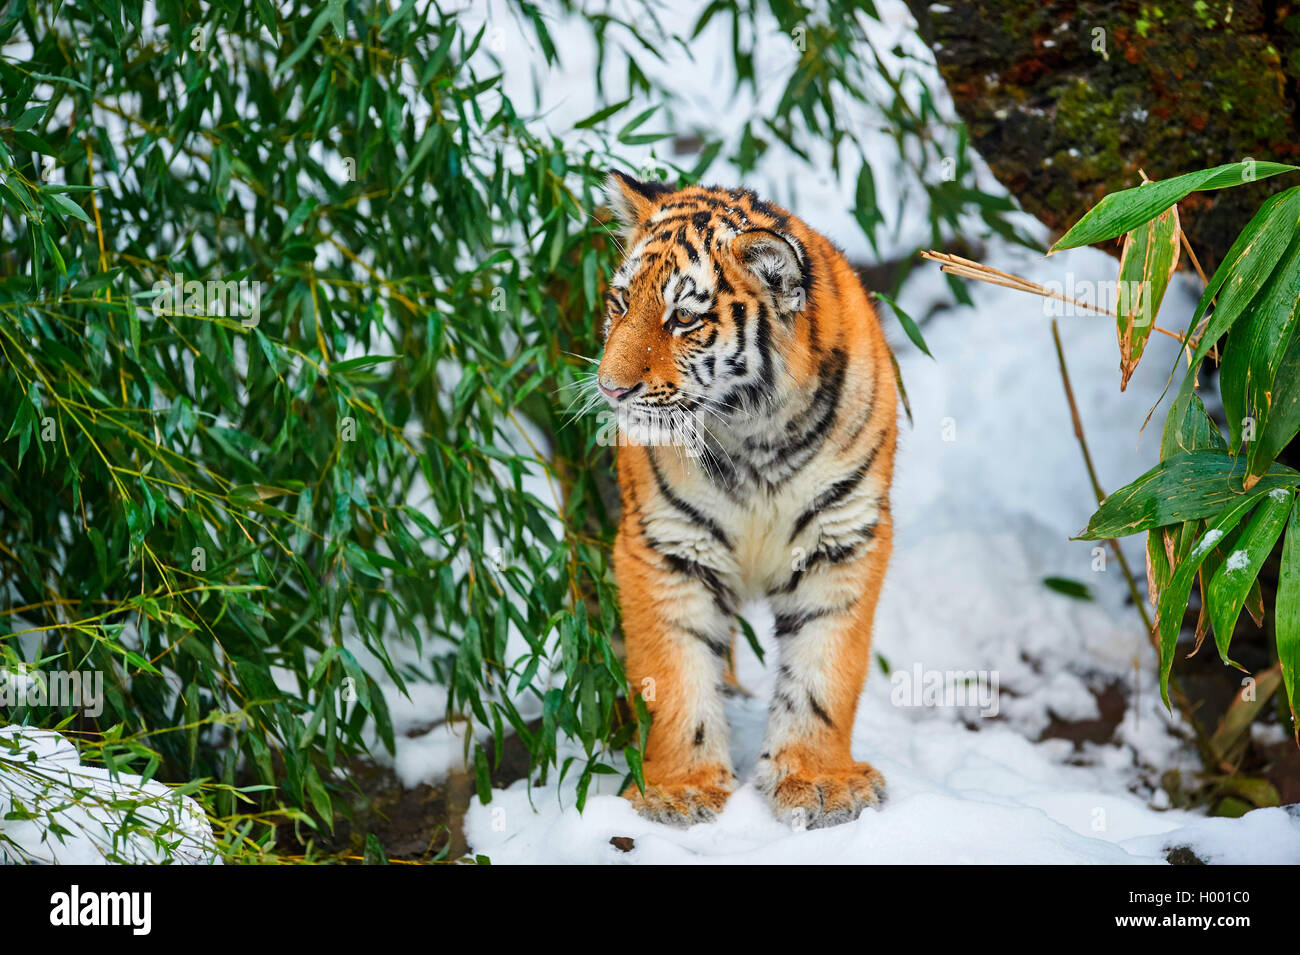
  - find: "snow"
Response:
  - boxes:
[1123,808,1300,865]
[0,726,218,864]
[1224,549,1250,572]
[1194,529,1224,556]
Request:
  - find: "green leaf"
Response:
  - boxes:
[473,745,491,805]
[1217,228,1300,480]
[1277,501,1300,739]
[616,105,659,143]
[329,354,399,376]
[378,0,416,35]
[1146,521,1202,611]
[1042,576,1093,600]
[338,648,371,710]
[13,105,45,131]
[1250,324,1300,478]
[1148,381,1227,621]
[736,613,763,664]
[45,192,92,224]
[274,7,331,77]
[302,765,333,827]
[1161,373,1227,458]
[887,347,913,428]
[254,0,276,30]
[27,71,90,92]
[574,97,632,129]
[1051,161,1300,253]
[1206,488,1293,666]
[1184,186,1300,372]
[1155,493,1266,708]
[853,162,882,251]
[362,833,389,865]
[1079,450,1300,540]
[688,140,723,180]
[873,291,931,359]
[395,122,443,190]
[623,744,644,793]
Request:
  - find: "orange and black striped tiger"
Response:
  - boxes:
[596,171,897,829]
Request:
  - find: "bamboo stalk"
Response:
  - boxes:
[1049,320,1154,636]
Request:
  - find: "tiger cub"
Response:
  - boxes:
[597,172,897,830]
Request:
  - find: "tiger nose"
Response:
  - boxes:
[599,379,638,401]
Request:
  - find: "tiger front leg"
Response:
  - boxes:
[757,527,892,830]
[615,531,738,827]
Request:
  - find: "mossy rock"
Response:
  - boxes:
[907,0,1300,268]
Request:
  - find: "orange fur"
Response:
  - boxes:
[598,174,897,828]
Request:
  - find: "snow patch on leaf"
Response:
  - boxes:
[1192,529,1225,556]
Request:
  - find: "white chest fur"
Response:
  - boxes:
[645,445,884,600]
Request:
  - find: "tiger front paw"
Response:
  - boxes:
[756,756,886,830]
[622,765,736,827]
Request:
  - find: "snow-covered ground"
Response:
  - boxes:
[0,726,218,864]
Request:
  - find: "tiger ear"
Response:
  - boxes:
[731,229,808,316]
[604,170,671,239]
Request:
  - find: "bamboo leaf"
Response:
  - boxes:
[1161,372,1227,458]
[1115,200,1179,390]
[1184,186,1300,371]
[1250,325,1300,478]
[1155,494,1266,708]
[574,97,632,129]
[274,7,331,77]
[1206,488,1294,666]
[1051,162,1300,253]
[874,290,931,358]
[44,192,92,225]
[1216,228,1300,483]
[1079,450,1300,540]
[1277,501,1300,741]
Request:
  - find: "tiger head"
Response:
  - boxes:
[595,171,813,428]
